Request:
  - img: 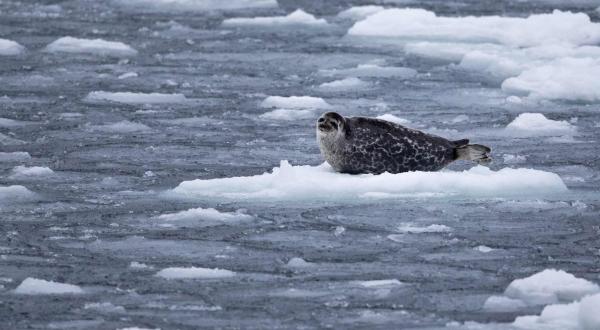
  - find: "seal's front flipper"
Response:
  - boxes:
[455,144,492,165]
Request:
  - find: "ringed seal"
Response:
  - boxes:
[316,112,491,174]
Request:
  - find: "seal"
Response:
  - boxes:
[316,112,491,174]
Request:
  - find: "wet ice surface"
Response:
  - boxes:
[1,0,600,329]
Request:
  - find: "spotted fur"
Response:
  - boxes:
[317,112,487,174]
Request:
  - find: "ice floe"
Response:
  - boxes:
[0,152,31,162]
[375,114,410,125]
[286,257,314,268]
[156,267,235,279]
[14,278,83,295]
[168,160,568,201]
[355,279,403,288]
[85,91,188,104]
[44,37,137,57]
[223,9,328,27]
[155,207,252,227]
[260,96,331,109]
[477,270,600,330]
[84,302,125,313]
[318,77,368,90]
[396,223,452,233]
[337,6,385,21]
[348,9,600,102]
[0,38,25,56]
[114,0,277,12]
[0,185,37,203]
[259,109,315,121]
[319,64,417,78]
[9,166,54,179]
[506,113,576,137]
[87,121,151,133]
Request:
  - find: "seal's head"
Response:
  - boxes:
[317,112,346,137]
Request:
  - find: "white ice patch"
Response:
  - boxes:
[156,267,235,279]
[14,278,83,295]
[0,185,37,203]
[337,6,385,21]
[9,166,54,179]
[84,91,187,104]
[0,152,31,162]
[260,96,331,109]
[155,207,252,227]
[503,154,527,164]
[84,302,125,313]
[259,109,315,121]
[114,0,277,12]
[129,261,153,270]
[376,114,410,125]
[87,121,151,133]
[396,223,452,233]
[356,279,403,288]
[0,133,26,146]
[319,64,417,78]
[474,245,494,253]
[512,293,600,330]
[506,113,576,137]
[348,9,600,102]
[168,160,568,201]
[0,38,25,56]
[318,77,368,90]
[286,257,314,268]
[44,37,137,57]
[223,9,328,27]
[348,9,600,47]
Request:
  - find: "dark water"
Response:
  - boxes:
[1,0,599,329]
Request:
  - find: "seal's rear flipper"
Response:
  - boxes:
[455,144,492,165]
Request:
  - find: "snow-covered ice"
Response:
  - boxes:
[0,39,25,56]
[337,6,386,21]
[506,113,576,137]
[156,267,236,279]
[0,152,31,162]
[356,279,403,288]
[223,10,329,27]
[84,91,187,104]
[9,166,54,179]
[155,207,252,227]
[260,96,331,109]
[14,278,83,295]
[44,37,137,56]
[286,257,314,268]
[168,160,568,200]
[318,77,368,90]
[259,109,315,121]
[0,185,37,203]
[87,121,151,133]
[396,223,452,233]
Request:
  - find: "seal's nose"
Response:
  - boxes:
[318,117,325,123]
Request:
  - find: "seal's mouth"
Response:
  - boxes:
[318,123,334,132]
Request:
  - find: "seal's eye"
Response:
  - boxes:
[318,117,325,123]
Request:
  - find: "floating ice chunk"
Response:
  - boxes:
[512,293,600,330]
[286,257,314,268]
[0,152,31,162]
[337,6,385,21]
[260,96,332,109]
[579,293,600,330]
[504,269,600,306]
[87,120,151,133]
[168,161,568,201]
[502,57,600,101]
[0,185,37,203]
[84,302,125,313]
[0,38,25,56]
[223,9,328,27]
[156,207,252,227]
[318,77,368,90]
[334,226,345,236]
[44,37,137,57]
[14,278,83,295]
[9,166,54,179]
[474,245,494,253]
[320,64,417,78]
[118,72,138,79]
[129,261,153,270]
[506,113,576,137]
[376,114,410,125]
[156,267,235,279]
[348,9,600,47]
[396,223,451,233]
[356,279,403,288]
[483,296,527,312]
[0,133,26,146]
[85,91,187,104]
[114,0,277,12]
[259,109,315,121]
